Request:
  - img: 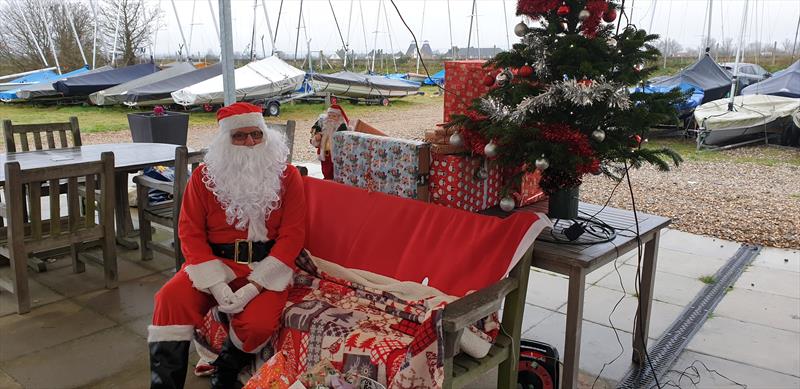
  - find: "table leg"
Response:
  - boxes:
[114,171,139,250]
[632,231,661,364]
[562,266,586,389]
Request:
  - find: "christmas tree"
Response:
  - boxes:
[446,0,684,201]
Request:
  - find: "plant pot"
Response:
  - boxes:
[547,186,579,219]
[127,111,189,145]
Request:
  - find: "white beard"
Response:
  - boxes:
[202,126,290,241]
[318,115,346,161]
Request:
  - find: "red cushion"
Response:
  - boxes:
[303,177,545,296]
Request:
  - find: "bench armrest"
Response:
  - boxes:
[133,175,176,194]
[441,277,516,333]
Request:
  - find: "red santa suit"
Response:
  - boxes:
[310,104,349,179]
[148,104,306,356]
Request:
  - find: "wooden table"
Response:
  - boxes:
[1,143,179,249]
[487,201,670,389]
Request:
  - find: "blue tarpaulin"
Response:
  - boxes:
[0,66,90,101]
[423,69,445,85]
[634,82,705,116]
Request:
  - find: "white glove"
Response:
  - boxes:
[208,282,237,311]
[218,283,260,314]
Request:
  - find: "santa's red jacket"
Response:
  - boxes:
[178,163,306,290]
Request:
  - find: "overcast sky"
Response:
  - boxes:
[148,0,800,58]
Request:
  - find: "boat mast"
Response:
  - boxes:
[371,0,383,73]
[218,0,236,106]
[14,0,49,67]
[344,0,354,69]
[648,0,657,32]
[446,0,455,59]
[151,0,163,62]
[416,0,426,74]
[207,0,220,40]
[294,0,304,62]
[170,0,189,61]
[359,0,369,71]
[37,1,62,73]
[793,12,800,60]
[249,0,258,61]
[328,0,348,69]
[704,0,713,53]
[475,0,481,59]
[273,0,284,55]
[91,0,98,68]
[467,0,476,59]
[187,0,197,59]
[502,0,510,50]
[260,0,276,56]
[382,0,397,73]
[727,0,749,112]
[662,0,673,68]
[64,3,88,66]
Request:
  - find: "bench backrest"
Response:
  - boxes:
[267,120,296,163]
[2,116,82,152]
[302,176,544,296]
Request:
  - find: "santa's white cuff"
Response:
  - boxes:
[184,259,236,292]
[247,256,294,292]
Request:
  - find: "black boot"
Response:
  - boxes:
[210,338,253,389]
[149,341,190,389]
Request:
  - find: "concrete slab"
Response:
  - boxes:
[73,273,169,324]
[0,299,116,362]
[734,265,800,299]
[31,253,157,298]
[123,315,152,340]
[654,248,727,279]
[751,246,800,273]
[687,315,800,376]
[658,229,740,261]
[0,326,146,388]
[715,288,800,333]
[522,312,651,383]
[586,254,635,285]
[0,368,22,389]
[668,350,800,389]
[558,285,685,340]
[525,270,569,311]
[594,264,705,307]
[0,273,64,317]
[521,303,556,334]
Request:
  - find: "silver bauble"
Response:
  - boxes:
[592,129,606,142]
[578,9,591,21]
[499,196,516,212]
[535,157,550,171]
[475,167,489,180]
[514,22,529,37]
[607,37,617,47]
[449,132,464,147]
[484,142,498,158]
[495,68,513,87]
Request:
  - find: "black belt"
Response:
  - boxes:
[210,240,275,265]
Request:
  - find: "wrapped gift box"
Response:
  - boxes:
[512,170,547,207]
[332,131,430,201]
[443,60,495,123]
[429,154,501,212]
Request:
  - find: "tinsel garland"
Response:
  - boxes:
[520,34,550,77]
[580,0,609,38]
[461,110,490,155]
[538,123,594,158]
[516,0,561,17]
[539,169,584,193]
[510,77,631,123]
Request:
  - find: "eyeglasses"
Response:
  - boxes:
[231,130,264,141]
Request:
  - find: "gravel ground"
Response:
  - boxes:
[81,100,800,249]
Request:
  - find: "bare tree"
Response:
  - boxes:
[0,0,94,73]
[99,0,159,66]
[658,38,682,59]
[719,38,735,58]
[781,39,794,54]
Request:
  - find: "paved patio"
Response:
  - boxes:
[0,166,798,388]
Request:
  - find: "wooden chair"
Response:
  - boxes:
[2,116,82,152]
[134,146,205,271]
[133,120,297,271]
[0,152,117,314]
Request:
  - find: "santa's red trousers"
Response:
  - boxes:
[151,269,287,352]
[316,148,334,179]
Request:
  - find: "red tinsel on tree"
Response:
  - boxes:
[538,123,594,158]
[516,0,561,17]
[460,111,491,155]
[580,0,609,38]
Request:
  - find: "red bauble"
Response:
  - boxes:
[557,3,570,16]
[631,134,643,147]
[518,65,534,77]
[603,8,617,23]
[578,78,592,87]
[483,74,495,87]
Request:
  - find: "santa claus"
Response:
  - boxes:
[148,102,306,389]
[310,103,349,179]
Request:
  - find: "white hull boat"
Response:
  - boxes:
[693,95,800,147]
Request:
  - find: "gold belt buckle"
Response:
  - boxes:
[233,239,253,265]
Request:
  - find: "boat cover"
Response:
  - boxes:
[89,63,195,105]
[171,56,304,106]
[693,95,800,130]
[312,71,421,92]
[124,63,222,105]
[13,66,101,100]
[424,69,445,85]
[741,60,800,98]
[634,82,705,113]
[651,55,732,102]
[53,63,158,96]
[0,68,63,100]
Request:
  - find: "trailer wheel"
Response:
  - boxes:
[349,98,359,105]
[381,98,390,106]
[266,101,280,116]
[202,103,215,113]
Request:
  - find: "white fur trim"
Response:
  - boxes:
[247,256,294,292]
[218,112,265,133]
[228,326,269,353]
[184,259,236,291]
[148,324,195,342]
[247,220,268,242]
[458,327,493,358]
[503,213,553,276]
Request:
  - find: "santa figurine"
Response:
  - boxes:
[310,104,350,179]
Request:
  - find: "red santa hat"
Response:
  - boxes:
[216,102,266,133]
[327,104,349,124]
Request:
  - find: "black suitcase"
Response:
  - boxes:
[518,339,560,389]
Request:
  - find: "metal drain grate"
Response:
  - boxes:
[616,244,762,389]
